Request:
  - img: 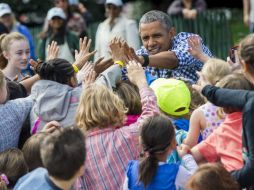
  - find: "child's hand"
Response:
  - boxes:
[177,144,191,158]
[46,41,59,61]
[42,121,60,133]
[74,37,96,70]
[126,60,147,88]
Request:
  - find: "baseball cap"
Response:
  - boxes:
[150,78,191,116]
[0,3,12,17]
[47,7,66,20]
[105,0,123,6]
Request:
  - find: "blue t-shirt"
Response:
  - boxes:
[126,160,179,190]
[14,168,62,190]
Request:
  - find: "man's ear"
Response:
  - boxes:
[168,27,176,38]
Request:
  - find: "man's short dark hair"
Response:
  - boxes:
[40,127,86,180]
[139,10,173,31]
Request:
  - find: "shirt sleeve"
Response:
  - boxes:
[181,154,198,174]
[202,85,254,108]
[122,175,129,190]
[175,165,193,189]
[11,96,33,122]
[195,133,218,162]
[231,98,254,188]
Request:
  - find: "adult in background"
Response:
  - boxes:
[118,10,212,84]
[41,0,92,38]
[243,0,254,33]
[94,0,140,61]
[38,7,79,63]
[167,0,206,19]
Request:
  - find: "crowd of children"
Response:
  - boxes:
[1,0,254,190]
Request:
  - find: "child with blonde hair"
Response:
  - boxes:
[187,73,253,172]
[184,58,231,147]
[192,33,254,189]
[0,32,30,81]
[185,163,239,190]
[75,60,159,190]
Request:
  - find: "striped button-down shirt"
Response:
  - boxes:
[75,87,159,190]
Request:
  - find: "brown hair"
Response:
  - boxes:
[0,32,27,69]
[0,148,28,189]
[139,115,175,187]
[22,132,48,171]
[76,83,128,131]
[40,127,86,180]
[239,33,254,72]
[115,81,142,115]
[202,58,231,85]
[186,163,239,190]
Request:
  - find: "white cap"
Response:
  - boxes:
[0,3,12,17]
[105,0,123,7]
[46,7,66,20]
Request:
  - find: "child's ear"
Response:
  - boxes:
[77,165,85,177]
[241,59,248,73]
[2,50,9,60]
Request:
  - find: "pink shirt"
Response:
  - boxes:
[75,87,159,190]
[197,112,243,171]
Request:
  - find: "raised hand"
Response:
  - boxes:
[74,37,97,70]
[83,69,97,87]
[109,37,129,64]
[76,61,94,84]
[188,35,209,63]
[126,60,147,88]
[46,41,59,61]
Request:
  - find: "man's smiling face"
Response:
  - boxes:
[140,21,174,55]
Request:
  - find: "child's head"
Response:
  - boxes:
[0,70,7,104]
[115,81,142,115]
[22,132,48,171]
[216,73,253,113]
[150,78,191,117]
[238,34,254,82]
[76,83,128,131]
[0,32,29,70]
[201,58,231,85]
[40,127,86,180]
[139,115,176,187]
[0,148,28,189]
[186,163,239,190]
[35,58,76,87]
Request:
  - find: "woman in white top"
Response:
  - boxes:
[94,0,140,60]
[38,7,79,63]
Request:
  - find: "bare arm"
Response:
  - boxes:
[184,108,205,148]
[243,0,250,26]
[19,74,40,94]
[139,51,179,69]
